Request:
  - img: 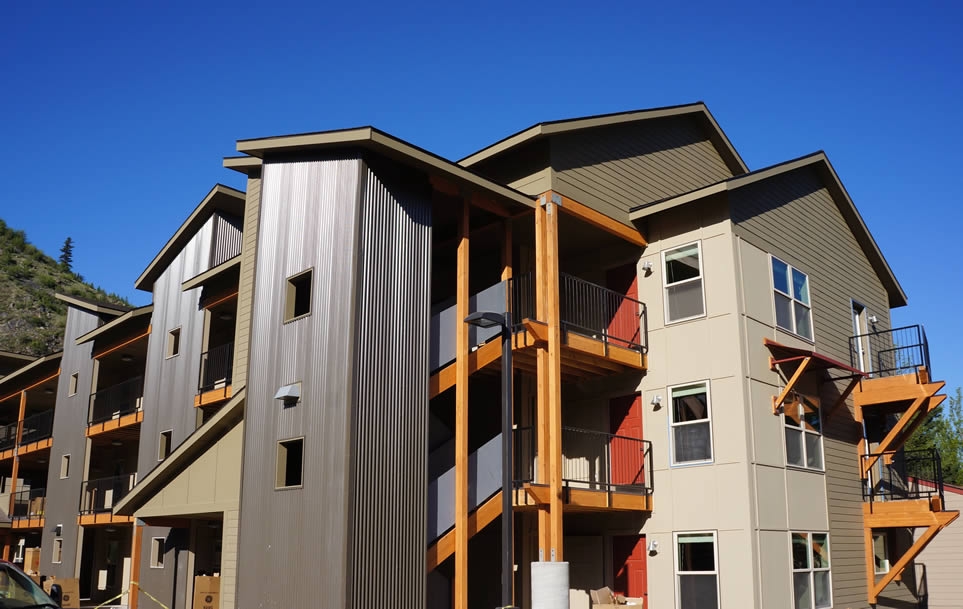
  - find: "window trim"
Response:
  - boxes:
[790,531,833,609]
[165,328,182,359]
[51,537,63,564]
[60,454,70,480]
[150,537,165,569]
[769,255,814,343]
[68,372,79,397]
[284,269,314,323]
[783,399,825,472]
[873,532,890,575]
[158,430,173,462]
[275,436,305,490]
[662,241,707,325]
[667,380,714,467]
[674,530,720,609]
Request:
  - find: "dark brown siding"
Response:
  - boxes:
[551,114,734,222]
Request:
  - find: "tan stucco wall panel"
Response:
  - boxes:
[757,530,793,609]
[749,379,785,468]
[785,468,829,531]
[754,465,789,530]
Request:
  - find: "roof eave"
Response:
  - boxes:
[75,305,154,346]
[0,352,63,394]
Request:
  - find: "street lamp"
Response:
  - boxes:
[464,310,515,609]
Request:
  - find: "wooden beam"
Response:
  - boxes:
[534,196,551,560]
[862,393,943,477]
[8,391,26,518]
[93,329,151,360]
[0,370,62,404]
[554,193,647,247]
[563,332,645,369]
[867,512,959,603]
[130,521,143,609]
[772,357,812,414]
[471,192,513,218]
[86,410,144,438]
[427,491,503,572]
[454,199,470,609]
[544,193,564,561]
[200,290,239,310]
[428,339,503,399]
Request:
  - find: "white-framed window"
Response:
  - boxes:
[150,537,165,568]
[784,398,824,470]
[675,531,719,609]
[663,242,706,324]
[771,256,813,341]
[791,532,832,609]
[873,532,890,574]
[669,382,713,465]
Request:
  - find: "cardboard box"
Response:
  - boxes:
[42,577,80,609]
[22,547,40,574]
[193,576,219,609]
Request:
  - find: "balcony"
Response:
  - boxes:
[851,324,930,378]
[196,342,234,407]
[11,488,45,529]
[862,448,946,506]
[0,421,17,455]
[87,376,144,437]
[78,474,136,525]
[513,426,653,511]
[19,410,53,452]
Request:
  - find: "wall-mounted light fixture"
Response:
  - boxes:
[650,395,662,409]
[641,261,654,275]
[647,540,659,553]
[120,354,135,363]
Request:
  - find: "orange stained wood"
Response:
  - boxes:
[429,339,502,399]
[130,522,143,609]
[563,332,645,370]
[553,193,647,247]
[194,386,232,408]
[77,513,135,526]
[18,438,52,457]
[427,491,503,573]
[201,290,239,310]
[544,194,564,561]
[860,392,945,478]
[0,371,61,403]
[11,517,45,530]
[7,391,27,518]
[453,199,470,609]
[515,484,653,512]
[771,356,812,415]
[93,329,151,360]
[86,410,144,438]
[0,449,12,462]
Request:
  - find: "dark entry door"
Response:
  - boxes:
[609,394,643,486]
[613,534,648,600]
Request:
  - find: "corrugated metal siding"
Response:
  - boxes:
[551,115,735,222]
[915,489,963,608]
[237,158,363,609]
[730,167,896,609]
[231,174,261,392]
[210,212,244,268]
[136,215,214,609]
[41,306,101,578]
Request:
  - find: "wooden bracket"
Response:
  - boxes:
[825,377,861,421]
[772,356,812,414]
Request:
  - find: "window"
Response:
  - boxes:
[276,438,304,489]
[158,430,172,461]
[771,257,813,340]
[60,455,70,479]
[68,373,79,396]
[150,537,165,568]
[784,398,823,470]
[873,532,890,574]
[791,532,832,609]
[669,382,713,465]
[675,531,719,609]
[663,242,705,323]
[166,328,181,358]
[285,270,313,321]
[51,538,63,564]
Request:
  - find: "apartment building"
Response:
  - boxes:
[0,103,951,609]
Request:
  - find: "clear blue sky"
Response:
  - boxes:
[2,1,960,388]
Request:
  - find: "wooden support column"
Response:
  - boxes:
[534,200,550,559]
[454,199,470,609]
[502,219,513,283]
[863,525,876,605]
[544,194,564,561]
[8,391,26,517]
[1,535,9,561]
[130,521,143,609]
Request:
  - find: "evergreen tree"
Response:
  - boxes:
[58,237,74,271]
[905,387,963,485]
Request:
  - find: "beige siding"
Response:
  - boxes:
[231,173,261,390]
[552,115,734,224]
[220,509,240,609]
[915,489,963,608]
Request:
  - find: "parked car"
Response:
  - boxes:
[0,561,60,608]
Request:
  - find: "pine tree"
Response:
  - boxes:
[905,387,963,485]
[59,237,74,271]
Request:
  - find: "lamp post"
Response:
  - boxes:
[464,310,515,609]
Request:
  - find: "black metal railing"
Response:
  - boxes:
[560,273,647,353]
[11,488,45,520]
[88,376,144,425]
[79,474,137,515]
[861,448,944,506]
[0,421,17,451]
[19,410,53,445]
[507,273,537,329]
[850,324,930,377]
[198,342,234,393]
[513,426,653,495]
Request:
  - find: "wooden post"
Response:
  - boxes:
[544,193,564,561]
[454,199,470,609]
[534,200,550,560]
[130,521,143,609]
[8,391,27,518]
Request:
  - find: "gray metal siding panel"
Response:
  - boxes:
[211,212,244,268]
[346,163,431,609]
[41,307,100,578]
[731,167,894,609]
[237,158,363,609]
[136,215,213,607]
[551,114,735,221]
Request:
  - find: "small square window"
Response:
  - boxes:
[52,538,63,564]
[158,430,172,461]
[166,329,181,358]
[276,438,304,489]
[60,455,70,479]
[285,270,313,322]
[150,537,165,568]
[68,373,79,396]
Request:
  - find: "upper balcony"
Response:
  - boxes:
[87,376,144,437]
[195,294,237,409]
[79,473,136,526]
[10,487,45,529]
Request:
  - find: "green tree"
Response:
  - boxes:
[58,237,74,270]
[905,387,963,485]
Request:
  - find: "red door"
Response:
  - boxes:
[609,395,644,486]
[613,535,648,599]
[606,263,641,349]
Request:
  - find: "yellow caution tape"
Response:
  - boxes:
[90,583,171,609]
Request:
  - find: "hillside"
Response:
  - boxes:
[0,219,129,356]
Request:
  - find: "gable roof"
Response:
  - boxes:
[0,351,62,398]
[135,184,246,292]
[629,152,907,308]
[229,126,537,211]
[75,304,153,346]
[457,102,749,176]
[55,293,130,316]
